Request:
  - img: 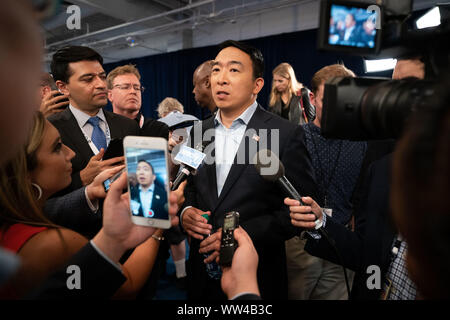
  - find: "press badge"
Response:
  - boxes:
[323,208,333,217]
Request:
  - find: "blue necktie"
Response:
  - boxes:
[87,116,107,151]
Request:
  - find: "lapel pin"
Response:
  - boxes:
[252,134,260,142]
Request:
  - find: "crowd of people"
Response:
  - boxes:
[0,0,448,301]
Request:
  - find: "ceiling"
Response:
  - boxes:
[40,0,442,65]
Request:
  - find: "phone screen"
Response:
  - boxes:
[125,147,169,221]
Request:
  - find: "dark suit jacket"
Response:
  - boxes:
[48,108,140,192]
[182,105,319,300]
[139,116,169,140]
[305,154,396,300]
[130,183,168,219]
[28,242,126,299]
[44,187,101,239]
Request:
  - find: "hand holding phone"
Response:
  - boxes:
[124,136,171,229]
[40,90,69,117]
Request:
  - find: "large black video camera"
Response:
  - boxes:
[317,0,450,140]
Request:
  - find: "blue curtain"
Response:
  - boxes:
[104,28,390,119]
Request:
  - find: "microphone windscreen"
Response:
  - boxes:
[253,149,285,182]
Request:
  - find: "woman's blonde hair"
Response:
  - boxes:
[269,63,303,108]
[0,112,58,231]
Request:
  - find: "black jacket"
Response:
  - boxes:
[182,105,319,300]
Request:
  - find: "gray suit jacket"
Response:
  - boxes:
[44,187,101,239]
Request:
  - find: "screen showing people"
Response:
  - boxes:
[125,148,169,221]
[329,4,378,48]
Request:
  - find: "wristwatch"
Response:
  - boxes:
[152,234,165,241]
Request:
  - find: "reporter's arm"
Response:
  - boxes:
[113,229,164,299]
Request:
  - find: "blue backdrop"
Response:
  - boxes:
[104,28,391,120]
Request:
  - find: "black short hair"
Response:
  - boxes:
[218,40,264,79]
[50,46,103,83]
[137,159,155,175]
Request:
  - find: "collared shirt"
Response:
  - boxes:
[383,237,417,300]
[139,183,155,218]
[69,105,111,154]
[214,101,258,196]
[303,123,367,225]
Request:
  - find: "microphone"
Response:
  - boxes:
[252,149,323,230]
[253,149,350,298]
[170,144,206,191]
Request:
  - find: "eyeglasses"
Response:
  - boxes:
[113,84,145,92]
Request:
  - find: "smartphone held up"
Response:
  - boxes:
[123,136,171,229]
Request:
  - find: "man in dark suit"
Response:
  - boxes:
[286,154,412,299]
[181,40,318,300]
[130,160,168,220]
[106,64,169,139]
[48,46,140,193]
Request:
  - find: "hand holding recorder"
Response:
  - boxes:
[220,227,260,299]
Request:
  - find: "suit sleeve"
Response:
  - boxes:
[27,243,126,299]
[304,156,378,272]
[44,187,102,237]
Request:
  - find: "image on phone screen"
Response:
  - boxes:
[125,148,169,221]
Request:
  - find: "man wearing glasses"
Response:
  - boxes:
[48,46,140,193]
[107,64,169,139]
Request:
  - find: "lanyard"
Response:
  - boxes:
[83,122,111,155]
[307,126,343,207]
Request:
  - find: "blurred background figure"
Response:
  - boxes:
[157,97,184,118]
[268,62,315,125]
[192,60,217,119]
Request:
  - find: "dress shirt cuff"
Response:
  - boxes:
[306,210,327,240]
[230,292,258,300]
[84,187,99,213]
[89,240,123,273]
[180,206,193,225]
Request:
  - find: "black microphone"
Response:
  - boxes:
[252,149,323,229]
[171,166,193,191]
[253,149,351,298]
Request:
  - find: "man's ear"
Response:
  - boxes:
[253,77,264,95]
[107,90,113,102]
[309,91,315,106]
[55,80,69,96]
[205,76,210,89]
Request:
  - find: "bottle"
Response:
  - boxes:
[201,213,221,280]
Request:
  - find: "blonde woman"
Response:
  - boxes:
[0,112,164,299]
[268,63,315,125]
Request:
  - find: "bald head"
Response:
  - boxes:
[0,0,43,164]
[193,60,216,113]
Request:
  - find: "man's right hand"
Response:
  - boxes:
[284,196,323,230]
[80,148,124,185]
[182,207,212,240]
